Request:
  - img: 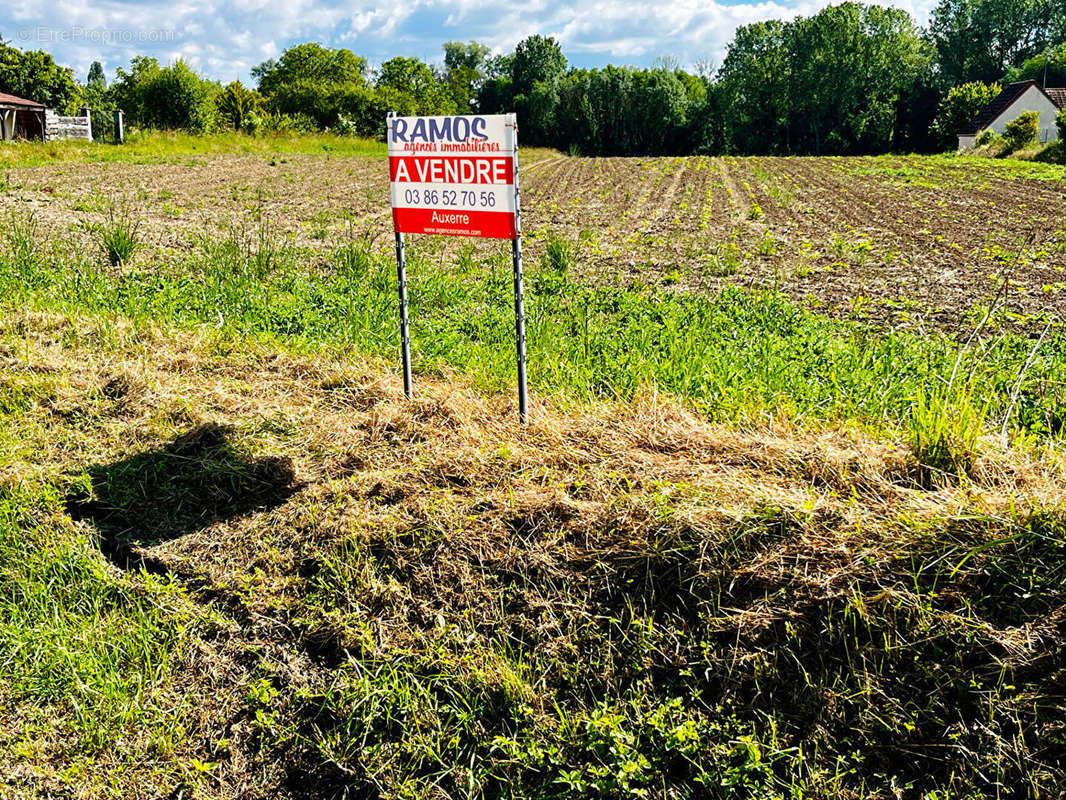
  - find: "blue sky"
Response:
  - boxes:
[4,0,937,85]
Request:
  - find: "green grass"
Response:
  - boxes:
[0,221,1062,443]
[908,382,988,481]
[843,152,1066,189]
[0,484,190,751]
[0,254,1062,796]
[934,152,1066,180]
[283,467,1066,798]
[0,129,385,169]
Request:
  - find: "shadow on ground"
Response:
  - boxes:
[66,423,299,570]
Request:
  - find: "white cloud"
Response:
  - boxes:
[1,0,940,84]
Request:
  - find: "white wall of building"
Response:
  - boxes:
[986,85,1061,143]
[44,109,92,142]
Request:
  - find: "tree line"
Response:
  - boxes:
[2,0,1064,155]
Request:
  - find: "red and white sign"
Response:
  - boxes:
[388,114,518,239]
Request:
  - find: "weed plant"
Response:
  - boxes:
[99,205,140,266]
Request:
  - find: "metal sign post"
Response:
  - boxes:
[394,229,413,400]
[508,114,528,423]
[388,112,413,401]
[386,111,527,421]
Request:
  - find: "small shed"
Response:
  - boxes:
[958,80,1066,150]
[0,91,46,141]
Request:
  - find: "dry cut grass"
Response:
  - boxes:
[0,310,1064,798]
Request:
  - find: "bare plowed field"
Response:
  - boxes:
[3,152,1064,331]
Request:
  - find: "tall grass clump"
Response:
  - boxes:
[908,383,987,483]
[3,211,40,273]
[541,232,576,274]
[99,205,140,266]
[199,206,295,281]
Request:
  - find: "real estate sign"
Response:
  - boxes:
[388,114,518,239]
[385,112,528,422]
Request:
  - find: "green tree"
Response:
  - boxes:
[375,57,456,117]
[554,65,699,155]
[443,41,490,111]
[214,81,264,131]
[0,41,80,112]
[587,67,636,153]
[1055,0,1066,42]
[793,3,932,153]
[477,75,513,114]
[515,79,559,146]
[253,43,369,129]
[630,69,690,153]
[253,43,366,96]
[554,69,597,152]
[689,80,727,154]
[716,20,793,154]
[444,40,491,73]
[717,3,932,155]
[109,56,158,124]
[84,60,116,141]
[508,36,567,146]
[142,61,218,131]
[930,81,999,148]
[111,57,218,131]
[511,35,567,98]
[87,61,106,91]
[928,0,1061,85]
[1006,42,1066,86]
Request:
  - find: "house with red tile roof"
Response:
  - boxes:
[958,80,1066,150]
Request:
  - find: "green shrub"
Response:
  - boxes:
[1003,111,1040,151]
[249,111,317,135]
[1057,108,1066,143]
[111,57,219,132]
[931,82,999,151]
[976,129,999,147]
